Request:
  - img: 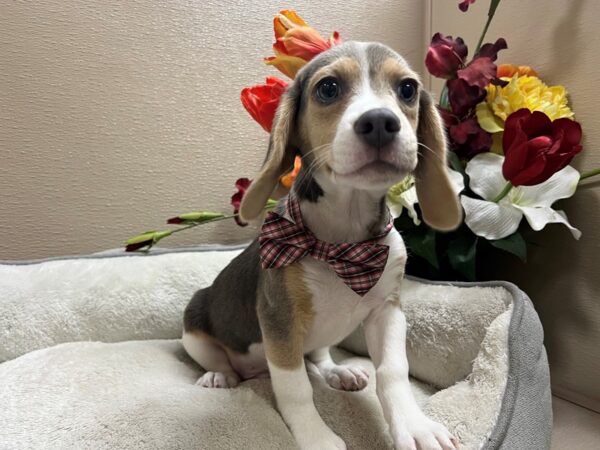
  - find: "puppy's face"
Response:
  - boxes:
[296,42,421,191]
[239,41,461,231]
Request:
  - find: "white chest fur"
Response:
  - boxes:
[301,229,407,353]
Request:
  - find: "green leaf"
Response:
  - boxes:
[490,232,527,261]
[403,226,439,269]
[126,230,172,245]
[448,235,477,280]
[265,198,279,209]
[447,150,466,175]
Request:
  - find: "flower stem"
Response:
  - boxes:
[169,214,237,234]
[439,84,450,110]
[475,0,502,54]
[579,167,600,182]
[493,182,512,202]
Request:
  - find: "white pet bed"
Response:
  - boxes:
[0,245,552,449]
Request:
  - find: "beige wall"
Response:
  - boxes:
[0,0,425,260]
[1,0,599,411]
[430,0,600,412]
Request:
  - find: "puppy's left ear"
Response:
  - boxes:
[414,90,462,231]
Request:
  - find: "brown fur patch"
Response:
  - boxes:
[375,57,420,126]
[259,264,314,370]
[298,57,362,171]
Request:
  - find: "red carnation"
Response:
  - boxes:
[502,109,583,186]
[458,0,477,11]
[231,178,252,226]
[457,38,507,89]
[240,77,288,132]
[425,33,468,79]
[447,78,487,117]
[449,117,492,159]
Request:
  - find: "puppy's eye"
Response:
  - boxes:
[397,79,418,102]
[316,77,341,103]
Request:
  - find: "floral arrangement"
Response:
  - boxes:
[125,3,600,282]
[124,10,335,251]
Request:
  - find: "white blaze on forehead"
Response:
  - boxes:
[329,42,419,182]
[337,43,415,133]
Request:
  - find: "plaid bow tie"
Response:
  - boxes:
[258,196,393,296]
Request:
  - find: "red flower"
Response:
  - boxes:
[449,117,492,159]
[458,0,477,11]
[447,78,486,117]
[240,77,288,132]
[231,178,252,226]
[502,109,583,186]
[125,240,152,252]
[425,33,468,79]
[457,38,507,89]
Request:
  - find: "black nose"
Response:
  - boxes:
[353,108,400,149]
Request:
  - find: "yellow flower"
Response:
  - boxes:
[476,75,574,135]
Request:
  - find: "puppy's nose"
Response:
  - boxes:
[353,108,400,149]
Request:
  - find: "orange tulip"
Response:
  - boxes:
[280,155,302,188]
[497,64,538,78]
[265,10,341,79]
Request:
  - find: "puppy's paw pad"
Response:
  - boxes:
[196,371,239,388]
[325,365,369,391]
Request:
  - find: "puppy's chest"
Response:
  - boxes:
[300,232,407,352]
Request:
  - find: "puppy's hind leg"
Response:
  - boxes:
[182,331,240,388]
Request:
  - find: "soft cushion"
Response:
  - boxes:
[0,246,552,449]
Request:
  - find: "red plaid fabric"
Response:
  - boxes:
[259,195,393,296]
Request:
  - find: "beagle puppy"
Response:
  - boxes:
[182,41,461,450]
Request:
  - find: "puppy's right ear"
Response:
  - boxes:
[239,82,301,222]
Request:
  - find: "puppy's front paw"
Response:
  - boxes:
[196,371,240,388]
[324,364,369,391]
[393,415,457,450]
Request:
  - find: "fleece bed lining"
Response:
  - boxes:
[0,246,551,449]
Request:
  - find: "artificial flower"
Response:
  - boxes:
[502,109,583,186]
[476,75,574,134]
[461,152,581,240]
[125,230,173,252]
[240,77,288,132]
[448,117,492,158]
[264,54,308,79]
[387,171,465,224]
[456,38,507,89]
[167,212,225,224]
[280,155,302,188]
[231,178,252,226]
[386,176,420,224]
[458,0,477,11]
[497,64,538,78]
[447,78,487,117]
[265,10,341,79]
[425,33,468,79]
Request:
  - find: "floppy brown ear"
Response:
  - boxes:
[414,90,463,231]
[239,83,300,222]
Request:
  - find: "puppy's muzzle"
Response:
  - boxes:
[353,108,400,149]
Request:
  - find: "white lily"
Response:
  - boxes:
[461,152,581,240]
[387,170,465,225]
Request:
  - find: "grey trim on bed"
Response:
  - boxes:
[2,245,552,449]
[408,276,552,450]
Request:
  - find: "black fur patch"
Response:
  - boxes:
[294,166,324,202]
[183,240,262,353]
